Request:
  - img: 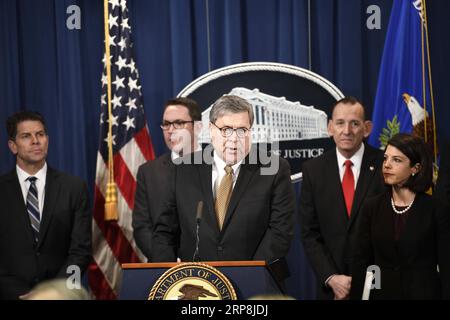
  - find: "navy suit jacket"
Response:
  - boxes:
[299,143,385,299]
[151,149,296,264]
[0,167,91,299]
[132,152,173,261]
[350,192,450,299]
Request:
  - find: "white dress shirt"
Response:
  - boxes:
[212,152,242,198]
[335,143,365,189]
[16,163,47,219]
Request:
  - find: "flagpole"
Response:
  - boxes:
[422,0,439,169]
[420,1,428,144]
[103,0,118,221]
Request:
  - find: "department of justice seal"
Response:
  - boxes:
[148,263,237,300]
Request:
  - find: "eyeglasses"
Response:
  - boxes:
[211,122,250,138]
[160,120,194,130]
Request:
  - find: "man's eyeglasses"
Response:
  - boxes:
[211,122,250,138]
[160,120,194,130]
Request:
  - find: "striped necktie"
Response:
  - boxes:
[26,176,40,242]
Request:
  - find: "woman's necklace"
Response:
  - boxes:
[390,197,415,215]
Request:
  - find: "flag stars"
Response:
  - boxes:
[104,132,116,146]
[117,37,127,52]
[102,54,113,65]
[121,17,130,31]
[128,77,140,92]
[122,116,135,131]
[109,14,118,28]
[115,56,128,71]
[109,34,117,47]
[101,94,106,105]
[101,73,108,86]
[112,76,125,90]
[109,0,120,10]
[126,97,137,110]
[128,59,136,73]
[120,0,128,11]
[111,94,122,109]
[107,114,119,127]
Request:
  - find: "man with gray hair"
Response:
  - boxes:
[151,95,295,267]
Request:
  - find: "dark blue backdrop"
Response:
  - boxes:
[1,0,450,299]
[3,0,450,180]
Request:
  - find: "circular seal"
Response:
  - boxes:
[148,263,237,300]
[178,62,344,181]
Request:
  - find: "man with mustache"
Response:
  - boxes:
[0,111,91,299]
[300,97,385,300]
[133,97,202,261]
[151,95,295,267]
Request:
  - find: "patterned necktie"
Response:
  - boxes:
[215,165,233,230]
[26,176,40,242]
[342,160,355,217]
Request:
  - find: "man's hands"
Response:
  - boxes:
[328,275,352,300]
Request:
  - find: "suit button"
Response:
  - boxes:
[217,246,223,251]
[36,252,40,257]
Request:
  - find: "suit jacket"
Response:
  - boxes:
[350,192,450,300]
[0,167,92,299]
[299,143,385,299]
[132,152,174,260]
[151,149,296,264]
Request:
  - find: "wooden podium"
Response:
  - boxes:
[119,261,284,300]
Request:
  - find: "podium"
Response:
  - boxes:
[120,261,284,300]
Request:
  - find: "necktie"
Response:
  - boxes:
[26,176,40,242]
[215,166,233,230]
[342,160,355,217]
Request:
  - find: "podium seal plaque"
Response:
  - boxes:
[148,263,237,300]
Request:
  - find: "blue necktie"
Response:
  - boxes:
[26,176,40,242]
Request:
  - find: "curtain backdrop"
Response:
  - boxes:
[1,0,450,299]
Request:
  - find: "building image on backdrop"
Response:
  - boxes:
[199,88,329,144]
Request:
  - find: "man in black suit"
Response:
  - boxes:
[151,95,295,264]
[0,111,91,299]
[300,97,384,300]
[132,97,202,261]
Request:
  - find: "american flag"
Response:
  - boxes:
[88,0,155,299]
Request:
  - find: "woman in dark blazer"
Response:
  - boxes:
[350,133,450,300]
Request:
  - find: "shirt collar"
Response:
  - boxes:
[213,151,243,174]
[16,162,47,183]
[336,143,365,169]
[171,144,202,161]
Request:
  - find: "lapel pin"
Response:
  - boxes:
[369,166,374,171]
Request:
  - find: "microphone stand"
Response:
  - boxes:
[193,201,203,262]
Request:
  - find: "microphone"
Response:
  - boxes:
[193,201,203,262]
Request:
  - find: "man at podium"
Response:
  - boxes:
[151,95,295,268]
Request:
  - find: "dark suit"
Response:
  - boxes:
[350,192,450,300]
[132,152,174,261]
[0,167,91,299]
[151,150,295,264]
[299,143,385,299]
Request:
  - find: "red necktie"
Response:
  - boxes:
[342,160,354,217]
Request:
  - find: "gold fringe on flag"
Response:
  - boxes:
[103,0,118,221]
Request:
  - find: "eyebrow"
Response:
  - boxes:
[18,130,45,135]
[385,154,406,160]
